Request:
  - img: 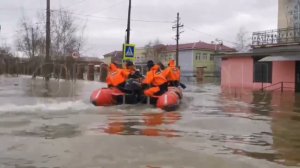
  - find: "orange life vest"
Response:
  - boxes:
[124,67,136,76]
[163,60,181,81]
[143,65,167,86]
[106,64,127,87]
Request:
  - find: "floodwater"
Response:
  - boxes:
[0,75,300,168]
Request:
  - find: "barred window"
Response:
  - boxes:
[253,57,272,83]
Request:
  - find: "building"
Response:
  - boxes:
[218,0,300,92]
[103,51,123,65]
[76,56,106,81]
[278,0,300,28]
[103,48,146,65]
[135,47,146,64]
[160,42,235,77]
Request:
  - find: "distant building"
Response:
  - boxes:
[104,42,235,77]
[76,56,105,81]
[217,0,300,92]
[103,48,149,74]
[103,51,123,66]
[278,0,300,29]
[135,47,147,64]
[159,42,235,77]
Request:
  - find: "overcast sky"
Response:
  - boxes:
[0,0,278,57]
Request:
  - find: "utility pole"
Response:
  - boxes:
[126,0,131,44]
[31,27,35,58]
[46,0,50,62]
[172,12,184,67]
[45,0,51,80]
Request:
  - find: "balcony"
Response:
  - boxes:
[252,27,300,47]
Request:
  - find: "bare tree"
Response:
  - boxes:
[16,9,85,60]
[16,17,40,59]
[0,46,18,75]
[143,41,154,61]
[143,39,165,62]
[51,9,83,59]
[235,27,251,52]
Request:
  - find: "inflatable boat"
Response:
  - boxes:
[90,87,183,111]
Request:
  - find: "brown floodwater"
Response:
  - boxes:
[0,75,299,168]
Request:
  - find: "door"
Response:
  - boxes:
[296,61,300,92]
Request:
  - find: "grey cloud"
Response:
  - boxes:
[0,0,277,57]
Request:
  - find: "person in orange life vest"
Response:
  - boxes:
[124,60,143,80]
[163,59,181,87]
[106,62,129,89]
[142,60,168,97]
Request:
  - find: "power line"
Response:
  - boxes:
[185,25,238,45]
[0,8,40,11]
[51,10,172,23]
[85,0,128,15]
[63,0,89,10]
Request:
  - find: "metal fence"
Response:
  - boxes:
[252,27,300,47]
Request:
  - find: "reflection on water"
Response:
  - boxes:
[1,76,300,167]
[221,88,300,166]
[98,112,182,138]
[12,124,81,139]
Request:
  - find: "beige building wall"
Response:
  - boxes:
[278,0,300,29]
[103,56,112,65]
[135,48,146,63]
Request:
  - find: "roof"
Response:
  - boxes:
[163,41,236,53]
[214,44,300,58]
[77,56,103,63]
[213,52,254,58]
[103,51,123,57]
[259,55,300,62]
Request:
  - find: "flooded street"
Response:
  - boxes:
[0,75,300,168]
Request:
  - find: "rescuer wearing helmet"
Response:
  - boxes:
[163,59,181,87]
[142,60,168,97]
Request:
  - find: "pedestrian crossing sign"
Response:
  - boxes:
[123,44,136,60]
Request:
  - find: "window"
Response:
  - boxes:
[210,54,214,61]
[203,53,208,60]
[253,57,272,83]
[195,53,201,60]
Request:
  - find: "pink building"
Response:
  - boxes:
[218,39,300,92]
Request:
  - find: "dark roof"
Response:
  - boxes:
[214,44,300,58]
[103,51,123,57]
[213,52,254,58]
[163,41,236,52]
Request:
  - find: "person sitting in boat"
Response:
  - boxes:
[124,60,143,80]
[106,62,129,91]
[123,60,144,102]
[142,60,168,97]
[157,62,165,71]
[163,59,181,87]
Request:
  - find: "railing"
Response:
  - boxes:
[252,27,300,47]
[261,82,295,92]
